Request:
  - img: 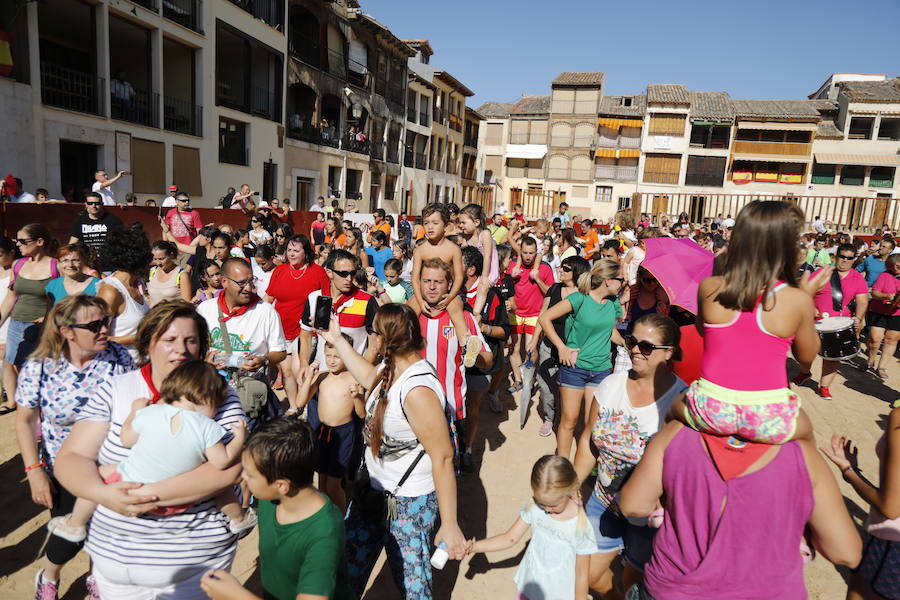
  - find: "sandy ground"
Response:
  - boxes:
[0,351,896,600]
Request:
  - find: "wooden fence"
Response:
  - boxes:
[634,193,899,233]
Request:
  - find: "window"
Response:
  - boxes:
[595,186,613,202]
[736,129,810,143]
[731,161,805,184]
[407,89,417,122]
[509,120,529,144]
[574,89,598,114]
[648,114,686,136]
[172,145,202,195]
[570,155,592,180]
[132,139,165,194]
[621,97,632,107]
[529,120,547,144]
[506,158,543,178]
[840,165,865,185]
[643,153,682,184]
[573,123,595,147]
[617,196,631,210]
[551,88,575,113]
[685,156,726,187]
[848,117,874,140]
[550,122,572,146]
[877,118,900,141]
[219,117,247,165]
[484,155,502,181]
[548,155,569,179]
[811,162,835,185]
[215,20,282,122]
[572,185,589,198]
[485,123,503,146]
[689,124,730,149]
[870,167,895,188]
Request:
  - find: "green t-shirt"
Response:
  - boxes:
[564,292,621,372]
[489,224,509,244]
[804,248,832,267]
[258,497,355,600]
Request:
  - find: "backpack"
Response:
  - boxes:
[12,257,59,287]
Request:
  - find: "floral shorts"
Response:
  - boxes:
[683,379,800,444]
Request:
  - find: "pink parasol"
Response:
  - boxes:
[641,238,714,314]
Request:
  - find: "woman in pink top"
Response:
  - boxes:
[618,422,861,600]
[865,254,900,380]
[671,201,831,444]
[822,404,900,599]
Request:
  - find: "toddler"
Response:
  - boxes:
[48,361,254,542]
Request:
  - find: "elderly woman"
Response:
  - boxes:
[15,295,134,600]
[45,244,101,305]
[55,301,246,600]
[573,314,688,598]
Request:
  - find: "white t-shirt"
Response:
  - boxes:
[91,181,116,206]
[161,195,178,207]
[251,261,274,293]
[11,192,36,203]
[722,217,735,228]
[590,370,687,507]
[197,297,286,359]
[364,359,448,497]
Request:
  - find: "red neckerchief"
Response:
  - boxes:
[217,290,260,321]
[140,364,161,404]
[701,433,770,481]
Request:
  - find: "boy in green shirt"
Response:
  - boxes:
[201,418,355,600]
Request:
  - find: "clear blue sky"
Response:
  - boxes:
[365,0,900,107]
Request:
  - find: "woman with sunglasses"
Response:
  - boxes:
[535,259,626,460]
[45,244,102,306]
[15,295,134,600]
[572,313,687,598]
[628,268,669,327]
[247,215,272,247]
[272,223,293,265]
[0,223,59,413]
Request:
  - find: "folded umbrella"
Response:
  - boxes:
[641,238,714,315]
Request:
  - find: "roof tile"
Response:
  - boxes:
[839,78,900,102]
[476,101,516,118]
[731,99,820,119]
[598,94,646,117]
[551,72,605,86]
[647,84,690,104]
[688,91,733,121]
[509,95,551,115]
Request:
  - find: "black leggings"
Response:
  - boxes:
[46,476,84,566]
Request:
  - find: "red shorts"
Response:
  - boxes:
[510,314,538,335]
[104,469,191,516]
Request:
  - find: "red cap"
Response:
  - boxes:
[168,185,178,192]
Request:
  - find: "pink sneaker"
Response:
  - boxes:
[538,420,553,437]
[34,569,58,600]
[85,574,101,600]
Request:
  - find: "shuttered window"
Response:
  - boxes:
[132,138,165,194]
[574,89,598,114]
[529,120,547,144]
[643,153,682,184]
[573,123,595,147]
[484,155,502,180]
[172,145,202,195]
[548,155,569,179]
[485,123,503,145]
[509,120,529,144]
[550,122,572,146]
[649,113,686,136]
[551,89,575,113]
[685,155,726,187]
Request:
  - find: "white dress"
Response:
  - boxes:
[101,276,149,360]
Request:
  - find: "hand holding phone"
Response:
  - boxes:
[314,296,333,330]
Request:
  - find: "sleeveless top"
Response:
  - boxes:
[472,230,499,284]
[644,427,813,600]
[102,276,149,358]
[701,283,793,390]
[147,266,184,307]
[45,276,100,305]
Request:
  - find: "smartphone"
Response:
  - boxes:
[314,295,333,330]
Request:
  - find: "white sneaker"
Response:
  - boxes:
[229,507,258,535]
[46,515,87,543]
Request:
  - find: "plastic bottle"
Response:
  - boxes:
[430,542,449,569]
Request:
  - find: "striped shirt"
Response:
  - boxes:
[301,288,376,364]
[419,310,489,420]
[79,369,247,567]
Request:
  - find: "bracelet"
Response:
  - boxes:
[25,461,46,472]
[841,465,856,475]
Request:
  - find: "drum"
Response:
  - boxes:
[814,316,859,360]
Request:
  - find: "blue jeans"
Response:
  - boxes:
[345,491,438,599]
[585,494,655,571]
[5,319,42,367]
[558,365,611,389]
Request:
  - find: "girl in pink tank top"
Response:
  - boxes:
[672,201,831,444]
[460,204,500,316]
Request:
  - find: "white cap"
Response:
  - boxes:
[257,200,270,208]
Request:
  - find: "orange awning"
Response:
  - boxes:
[598,117,643,129]
[594,148,617,158]
[618,149,641,158]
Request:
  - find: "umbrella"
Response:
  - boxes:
[641,238,714,315]
[519,350,536,429]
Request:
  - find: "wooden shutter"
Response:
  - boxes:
[529,120,547,144]
[574,89,598,114]
[573,123,594,147]
[649,114,686,136]
[510,120,529,144]
[485,123,503,145]
[132,138,165,194]
[643,153,682,184]
[172,145,202,196]
[551,122,572,146]
[484,155,502,180]
[552,89,574,113]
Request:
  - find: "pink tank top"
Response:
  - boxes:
[701,283,793,390]
[644,427,813,600]
[472,230,499,284]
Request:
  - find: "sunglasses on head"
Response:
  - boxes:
[69,316,111,334]
[624,334,673,356]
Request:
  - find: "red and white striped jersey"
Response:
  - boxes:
[419,310,489,420]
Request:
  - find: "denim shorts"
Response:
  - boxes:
[585,494,655,570]
[558,365,611,389]
[5,319,42,367]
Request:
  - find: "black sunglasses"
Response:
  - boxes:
[610,277,625,284]
[560,264,573,272]
[331,269,355,279]
[85,201,102,206]
[15,238,34,245]
[69,316,111,334]
[837,255,855,260]
[624,334,673,357]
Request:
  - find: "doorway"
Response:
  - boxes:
[295,177,313,211]
[59,140,98,201]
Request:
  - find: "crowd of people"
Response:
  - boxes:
[0,187,897,600]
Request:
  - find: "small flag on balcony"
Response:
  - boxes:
[0,31,13,78]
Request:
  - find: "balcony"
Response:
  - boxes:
[326,48,346,80]
[347,58,368,89]
[415,152,427,170]
[446,161,458,175]
[287,121,321,144]
[163,0,201,32]
[40,63,105,116]
[464,135,477,148]
[111,86,159,127]
[228,0,283,30]
[407,105,416,123]
[344,134,369,155]
[419,111,429,127]
[370,142,384,161]
[164,97,202,136]
[289,39,319,68]
[597,134,641,149]
[251,86,279,121]
[131,0,159,11]
[732,140,811,156]
[404,148,414,168]
[595,164,637,182]
[870,176,894,188]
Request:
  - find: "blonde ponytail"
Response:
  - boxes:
[577,258,620,294]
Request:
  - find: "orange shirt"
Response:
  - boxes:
[583,229,599,259]
[372,222,392,237]
[325,233,348,247]
[414,224,425,240]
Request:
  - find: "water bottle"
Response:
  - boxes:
[430,541,449,569]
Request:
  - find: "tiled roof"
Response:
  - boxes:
[808,99,839,111]
[509,95,551,115]
[477,101,516,118]
[688,91,733,121]
[598,94,646,117]
[816,120,843,139]
[552,72,605,86]
[731,99,820,119]
[839,78,900,102]
[647,84,690,104]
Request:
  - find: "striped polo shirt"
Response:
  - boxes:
[79,369,247,567]
[301,288,377,365]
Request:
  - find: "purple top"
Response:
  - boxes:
[644,427,813,600]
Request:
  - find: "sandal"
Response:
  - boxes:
[876,368,888,380]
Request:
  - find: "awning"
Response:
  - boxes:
[736,121,818,131]
[731,153,811,163]
[691,120,732,126]
[815,153,900,167]
[505,144,547,160]
[618,149,641,158]
[598,117,643,129]
[594,148,642,159]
